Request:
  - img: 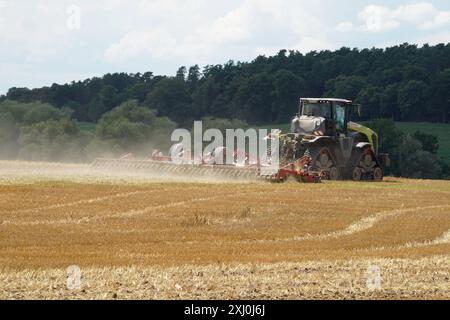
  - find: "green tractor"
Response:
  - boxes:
[281,98,389,181]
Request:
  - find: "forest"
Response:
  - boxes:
[1,43,449,178]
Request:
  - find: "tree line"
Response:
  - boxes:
[2,43,449,126]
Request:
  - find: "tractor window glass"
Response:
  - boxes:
[302,103,331,118]
[335,104,345,131]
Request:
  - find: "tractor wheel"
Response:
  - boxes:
[329,166,340,180]
[306,146,335,180]
[373,167,383,181]
[352,166,362,181]
[345,147,379,181]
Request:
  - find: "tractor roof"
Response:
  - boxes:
[300,98,353,104]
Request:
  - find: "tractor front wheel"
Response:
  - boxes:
[329,166,341,180]
[352,166,362,181]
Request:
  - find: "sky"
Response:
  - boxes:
[0,0,450,94]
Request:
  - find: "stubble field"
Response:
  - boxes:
[0,161,449,299]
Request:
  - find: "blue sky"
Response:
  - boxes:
[0,0,450,94]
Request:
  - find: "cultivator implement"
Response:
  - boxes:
[91,154,322,183]
[91,158,260,180]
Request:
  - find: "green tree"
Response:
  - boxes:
[379,84,400,119]
[396,135,442,179]
[187,65,201,85]
[397,80,429,120]
[233,73,274,123]
[355,85,383,119]
[271,70,306,122]
[412,131,439,154]
[88,100,176,157]
[87,97,108,122]
[429,68,450,123]
[365,118,404,154]
[176,66,187,80]
[145,78,191,125]
[364,119,404,175]
[18,118,89,162]
[325,75,367,99]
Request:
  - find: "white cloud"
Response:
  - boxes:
[419,10,450,30]
[335,22,354,32]
[358,2,450,32]
[358,5,400,32]
[416,31,450,46]
[293,37,334,53]
[103,0,331,64]
[104,29,177,62]
[208,6,253,43]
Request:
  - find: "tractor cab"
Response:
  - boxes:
[291,98,355,136]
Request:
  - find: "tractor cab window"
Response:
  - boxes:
[335,104,345,131]
[301,103,331,118]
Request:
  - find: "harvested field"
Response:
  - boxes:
[0,161,449,299]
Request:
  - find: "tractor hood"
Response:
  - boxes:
[291,115,326,135]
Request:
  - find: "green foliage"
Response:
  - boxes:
[0,100,68,124]
[430,68,450,123]
[397,80,430,120]
[18,119,90,162]
[395,122,450,162]
[271,70,306,122]
[233,72,274,123]
[145,78,191,126]
[364,119,446,178]
[87,100,176,157]
[325,75,367,99]
[365,118,404,155]
[412,131,439,154]
[0,100,74,160]
[396,135,442,179]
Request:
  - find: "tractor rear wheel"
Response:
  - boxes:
[346,147,383,181]
[373,167,383,181]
